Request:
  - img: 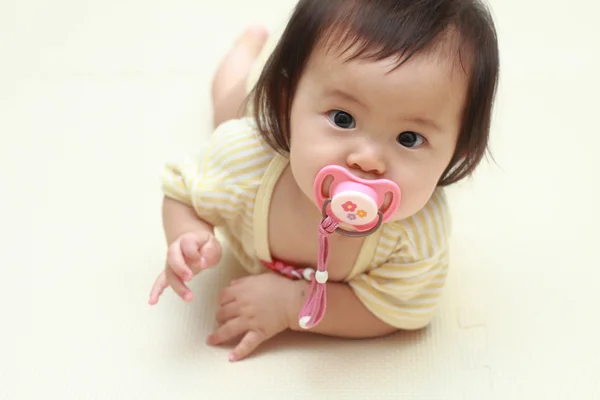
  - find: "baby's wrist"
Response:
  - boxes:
[286,279,310,331]
[166,221,213,246]
[162,196,214,245]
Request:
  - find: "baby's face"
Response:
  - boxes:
[288,41,468,223]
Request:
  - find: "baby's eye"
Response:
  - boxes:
[327,110,356,129]
[396,131,425,148]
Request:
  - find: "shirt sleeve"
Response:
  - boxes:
[348,189,451,330]
[161,151,225,227]
[160,118,256,227]
[161,154,203,207]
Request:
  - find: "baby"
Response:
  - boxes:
[149,0,499,362]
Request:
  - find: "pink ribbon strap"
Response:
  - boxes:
[261,259,311,280]
[298,216,338,329]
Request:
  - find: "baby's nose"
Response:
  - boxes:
[346,147,385,176]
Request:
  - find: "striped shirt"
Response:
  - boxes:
[162,117,451,330]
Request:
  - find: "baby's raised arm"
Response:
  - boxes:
[149,139,227,305]
[149,197,222,305]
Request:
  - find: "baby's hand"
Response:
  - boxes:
[148,230,222,305]
[208,273,297,362]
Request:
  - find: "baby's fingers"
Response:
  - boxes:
[167,242,193,282]
[199,235,222,269]
[181,236,202,270]
[148,271,168,305]
[166,267,194,303]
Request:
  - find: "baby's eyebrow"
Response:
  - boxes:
[404,116,443,134]
[325,88,368,110]
[324,87,444,133]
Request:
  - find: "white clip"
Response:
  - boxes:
[302,268,315,281]
[299,316,311,329]
[315,270,328,284]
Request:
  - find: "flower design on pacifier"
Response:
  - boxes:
[342,201,357,212]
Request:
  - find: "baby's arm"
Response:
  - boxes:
[162,196,214,245]
[286,228,449,337]
[149,197,221,304]
[288,280,398,337]
[151,149,225,303]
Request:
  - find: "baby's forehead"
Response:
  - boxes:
[300,37,470,121]
[305,39,466,85]
[309,27,466,71]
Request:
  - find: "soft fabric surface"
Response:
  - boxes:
[2,0,598,399]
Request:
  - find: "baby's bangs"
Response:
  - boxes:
[317,0,467,70]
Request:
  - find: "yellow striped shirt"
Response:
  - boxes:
[162,117,451,330]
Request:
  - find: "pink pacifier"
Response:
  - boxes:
[298,165,401,329]
[314,165,401,235]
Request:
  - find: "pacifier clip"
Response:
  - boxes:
[295,165,402,330]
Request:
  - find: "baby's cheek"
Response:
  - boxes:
[394,179,437,220]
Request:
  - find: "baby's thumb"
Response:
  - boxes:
[181,236,202,263]
[200,235,222,269]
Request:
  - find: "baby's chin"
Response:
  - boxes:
[386,207,421,224]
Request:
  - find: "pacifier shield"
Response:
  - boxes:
[314,165,402,232]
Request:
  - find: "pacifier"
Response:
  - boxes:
[297,165,402,330]
[313,165,402,236]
